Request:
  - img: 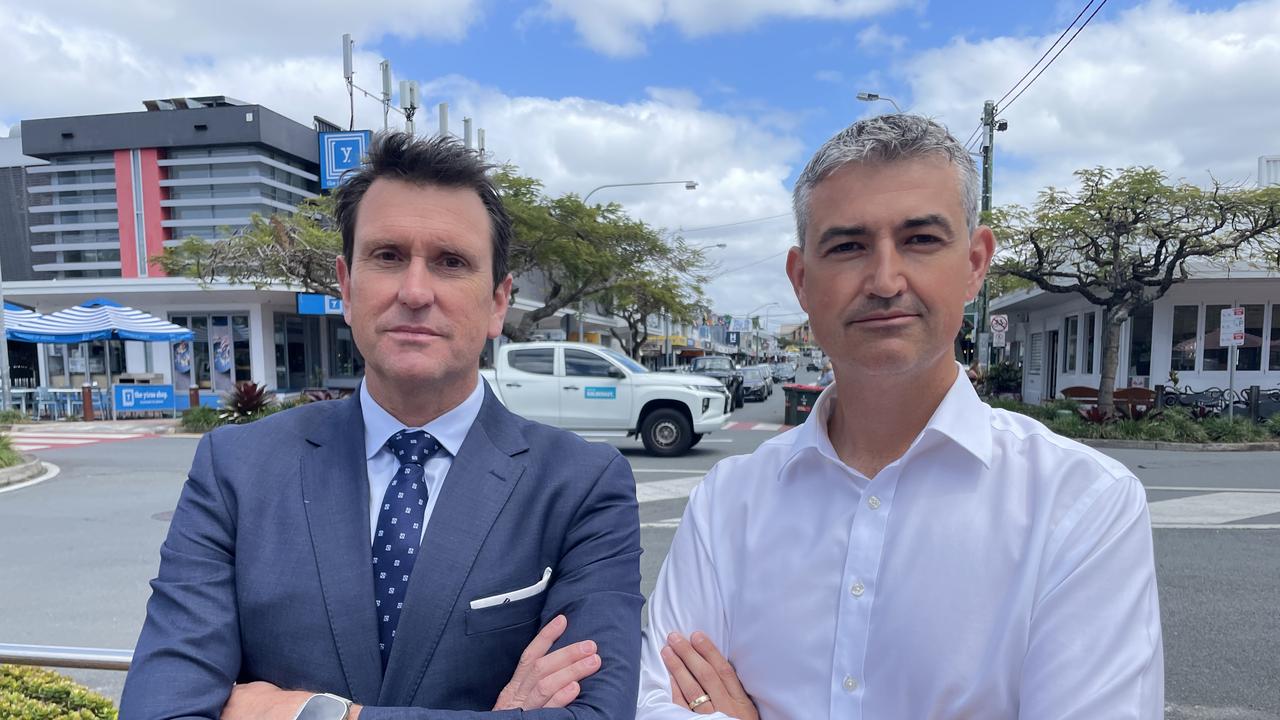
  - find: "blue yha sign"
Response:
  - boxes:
[584,387,617,400]
[114,384,177,412]
[296,293,344,316]
[319,131,372,189]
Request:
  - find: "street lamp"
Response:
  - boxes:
[856,91,903,113]
[583,180,698,205]
[741,302,779,362]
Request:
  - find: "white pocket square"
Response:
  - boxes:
[469,567,552,610]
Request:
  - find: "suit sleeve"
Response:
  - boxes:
[1018,475,1164,719]
[120,431,242,720]
[359,449,644,720]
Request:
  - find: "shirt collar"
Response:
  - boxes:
[360,377,486,460]
[780,362,993,477]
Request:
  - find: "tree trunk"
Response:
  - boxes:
[1097,309,1127,417]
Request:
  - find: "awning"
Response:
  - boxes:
[3,302,41,329]
[6,298,194,343]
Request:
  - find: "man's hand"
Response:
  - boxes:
[222,681,313,720]
[493,614,602,711]
[661,631,758,719]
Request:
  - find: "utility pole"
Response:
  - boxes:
[977,99,1007,370]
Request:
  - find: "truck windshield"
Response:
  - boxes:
[694,358,731,371]
[599,348,647,374]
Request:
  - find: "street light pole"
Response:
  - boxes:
[583,180,698,205]
[856,91,903,113]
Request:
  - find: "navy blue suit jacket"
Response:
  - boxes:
[121,386,642,719]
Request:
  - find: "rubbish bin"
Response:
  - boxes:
[783,383,825,426]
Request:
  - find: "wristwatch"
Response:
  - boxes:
[292,693,353,720]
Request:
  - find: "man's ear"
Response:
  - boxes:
[785,246,809,313]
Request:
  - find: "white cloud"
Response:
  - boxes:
[815,70,846,84]
[533,0,915,56]
[421,77,808,320]
[856,23,907,52]
[0,1,808,319]
[901,0,1280,207]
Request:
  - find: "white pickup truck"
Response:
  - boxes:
[480,341,733,456]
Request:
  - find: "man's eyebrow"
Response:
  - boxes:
[900,214,954,236]
[817,225,869,247]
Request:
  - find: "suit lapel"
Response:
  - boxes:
[378,387,529,706]
[301,394,384,704]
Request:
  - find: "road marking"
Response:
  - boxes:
[637,481,1280,530]
[641,517,682,529]
[636,476,705,504]
[697,439,735,444]
[8,431,155,440]
[1148,492,1280,527]
[6,431,151,454]
[720,421,794,432]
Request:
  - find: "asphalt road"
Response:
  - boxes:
[1,371,1277,717]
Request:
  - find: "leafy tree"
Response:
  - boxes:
[598,268,707,359]
[991,166,1280,416]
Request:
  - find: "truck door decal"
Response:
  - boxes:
[584,387,617,400]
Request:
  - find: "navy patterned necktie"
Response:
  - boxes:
[373,429,441,670]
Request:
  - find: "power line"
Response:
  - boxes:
[678,213,792,234]
[713,250,790,275]
[999,0,1109,117]
[995,0,1098,110]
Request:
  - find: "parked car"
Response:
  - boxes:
[689,355,746,409]
[740,366,771,402]
[480,342,733,457]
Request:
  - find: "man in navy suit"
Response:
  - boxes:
[120,133,643,720]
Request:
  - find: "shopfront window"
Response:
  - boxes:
[1202,305,1259,372]
[1062,316,1078,373]
[274,314,322,389]
[1170,305,1199,372]
[1127,306,1154,379]
[1083,313,1096,375]
[170,313,253,392]
[1271,304,1280,372]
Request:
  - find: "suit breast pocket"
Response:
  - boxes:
[465,594,543,635]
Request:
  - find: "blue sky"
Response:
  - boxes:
[2,0,1275,323]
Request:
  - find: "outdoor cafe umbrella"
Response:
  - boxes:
[5,298,194,387]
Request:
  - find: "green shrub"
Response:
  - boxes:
[0,409,29,425]
[1144,408,1210,443]
[181,405,224,433]
[985,361,1022,394]
[0,664,117,719]
[0,434,24,469]
[1047,414,1096,439]
[1266,414,1280,437]
[1200,417,1271,443]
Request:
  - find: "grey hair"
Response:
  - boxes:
[792,114,981,246]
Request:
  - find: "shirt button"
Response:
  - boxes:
[843,675,858,692]
[850,582,865,597]
[867,495,881,510]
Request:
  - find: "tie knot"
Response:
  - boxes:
[385,430,440,467]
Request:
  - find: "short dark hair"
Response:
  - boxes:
[333,132,511,288]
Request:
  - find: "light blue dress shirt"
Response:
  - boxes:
[360,377,484,545]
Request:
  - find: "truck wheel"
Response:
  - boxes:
[690,433,704,448]
[641,409,694,457]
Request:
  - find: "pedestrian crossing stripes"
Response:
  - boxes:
[638,479,1280,530]
[7,431,152,452]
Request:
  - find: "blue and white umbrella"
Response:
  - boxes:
[3,302,41,332]
[7,298,193,344]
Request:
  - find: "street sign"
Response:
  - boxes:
[319,130,372,189]
[296,293,344,316]
[725,331,740,345]
[113,384,176,412]
[1220,307,1245,347]
[990,314,1009,333]
[992,330,1007,348]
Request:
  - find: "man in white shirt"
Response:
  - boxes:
[637,114,1163,719]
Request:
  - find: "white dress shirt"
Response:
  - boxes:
[638,365,1163,720]
[361,378,484,545]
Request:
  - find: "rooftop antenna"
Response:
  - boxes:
[380,60,392,131]
[400,80,419,134]
[342,33,355,130]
